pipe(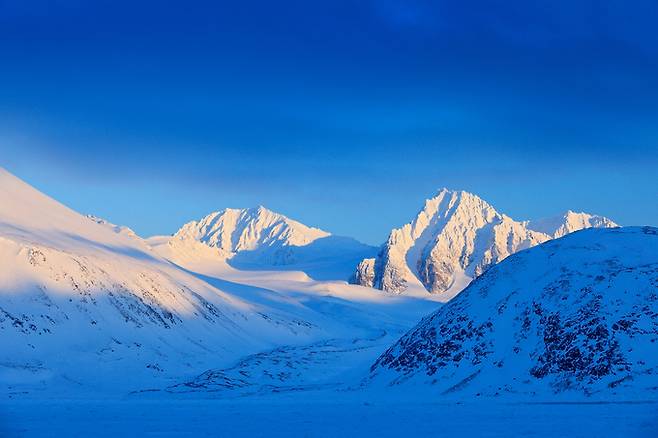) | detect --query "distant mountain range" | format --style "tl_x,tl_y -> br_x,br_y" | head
351,189 -> 617,301
146,207 -> 377,281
